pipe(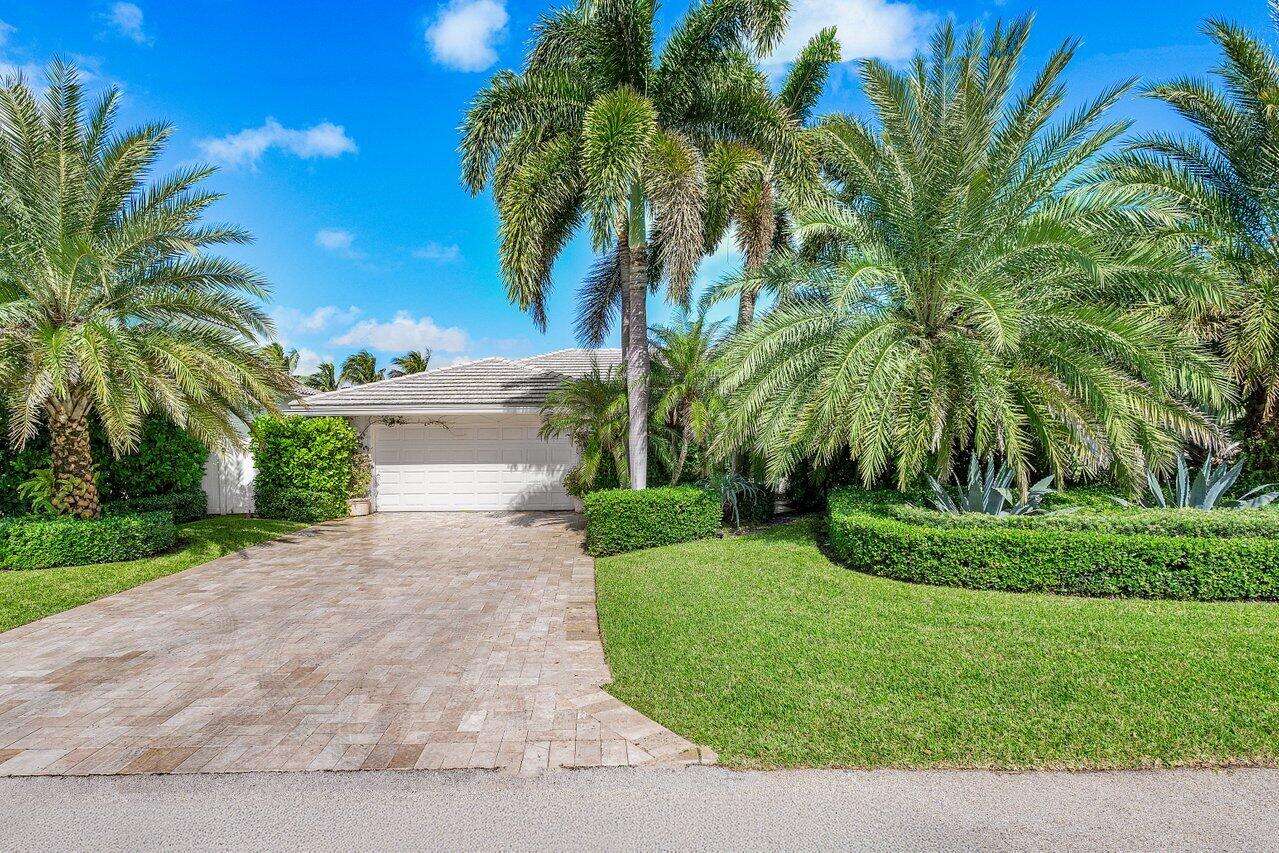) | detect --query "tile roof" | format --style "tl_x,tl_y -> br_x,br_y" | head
287,348 -> 623,412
